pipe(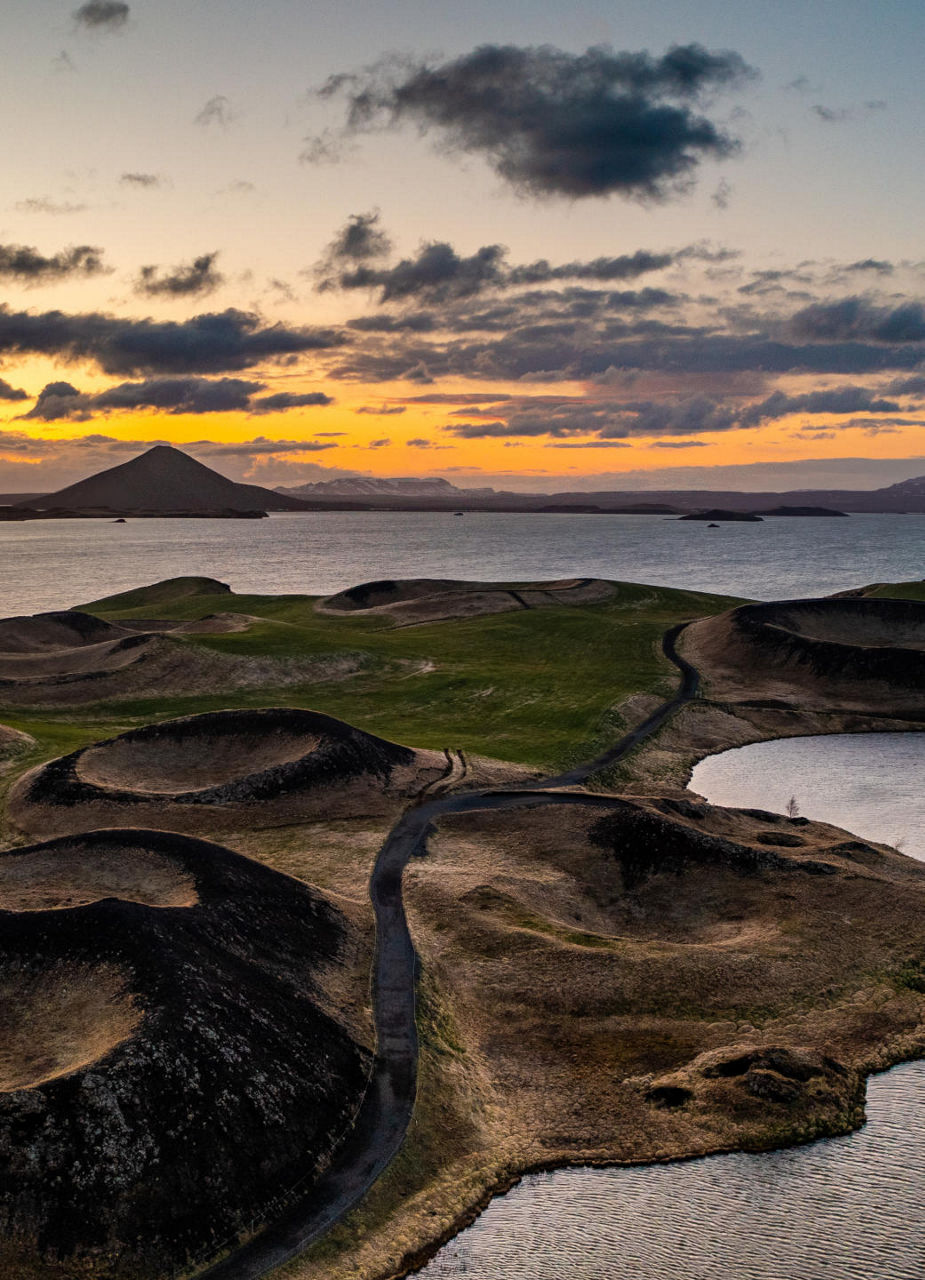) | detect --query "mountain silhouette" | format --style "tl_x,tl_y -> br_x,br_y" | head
22,445 -> 308,514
